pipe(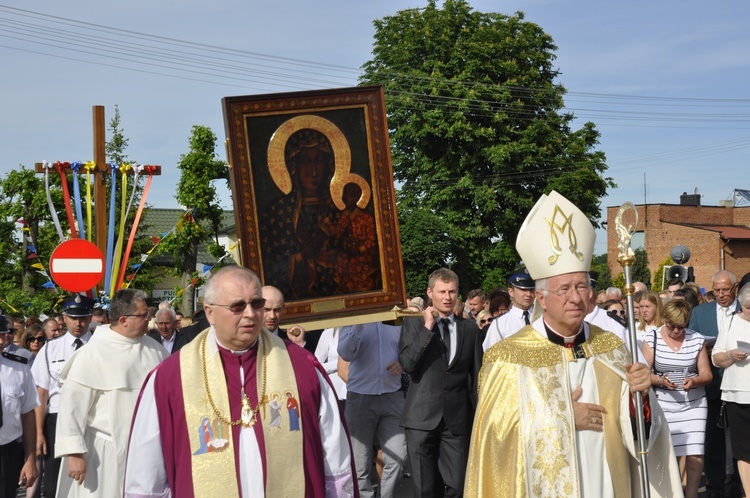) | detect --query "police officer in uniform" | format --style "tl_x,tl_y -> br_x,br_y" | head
482,267 -> 537,350
30,295 -> 94,496
0,315 -> 39,495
